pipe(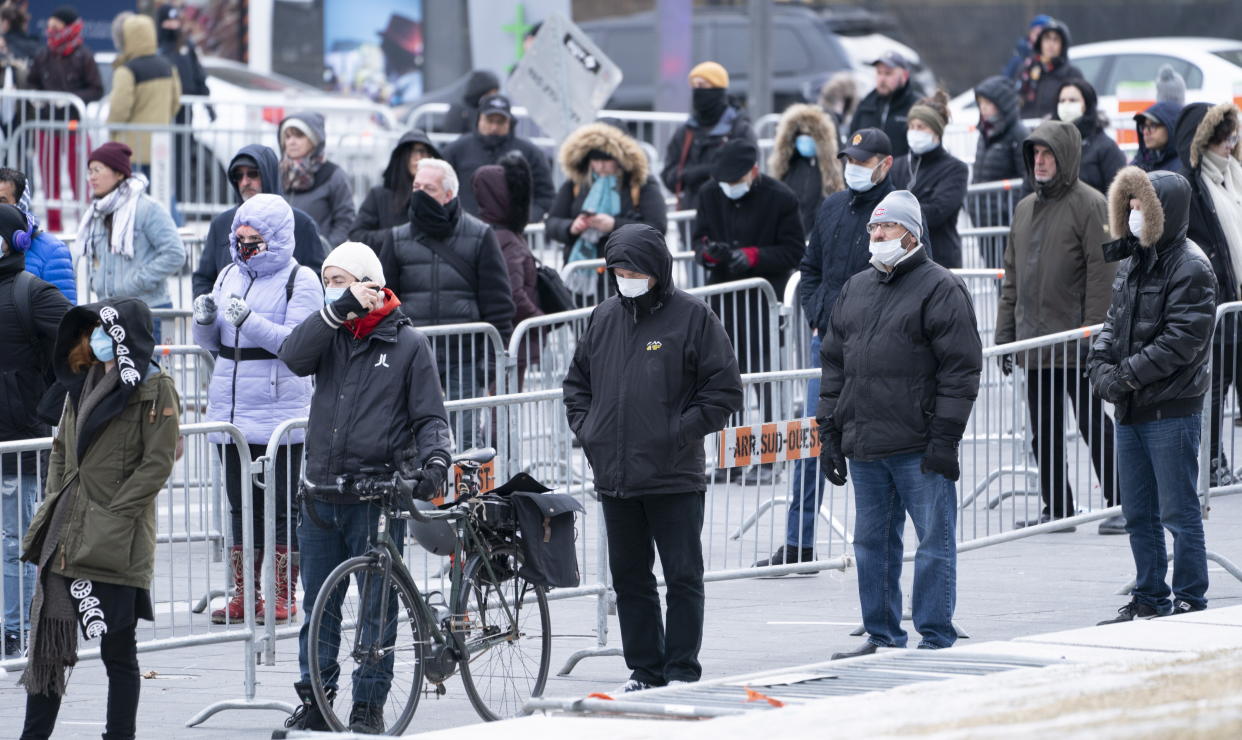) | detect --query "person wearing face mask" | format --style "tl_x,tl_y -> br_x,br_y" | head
1174,102 -> 1242,487
1089,167 -> 1216,623
192,194 -> 320,628
818,190 -> 982,660
849,51 -> 922,157
546,120 -> 668,267
563,223 -> 742,693
20,298 -> 178,740
1053,79 -> 1125,195
768,103 -> 843,235
693,138 -> 804,485
348,129 -> 443,251
443,94 -> 556,219
277,242 -> 451,734
996,119 -> 1119,533
1018,19 -> 1082,119
660,62 -> 756,211
890,90 -> 968,268
278,112 -> 356,248
972,76 -> 1032,267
